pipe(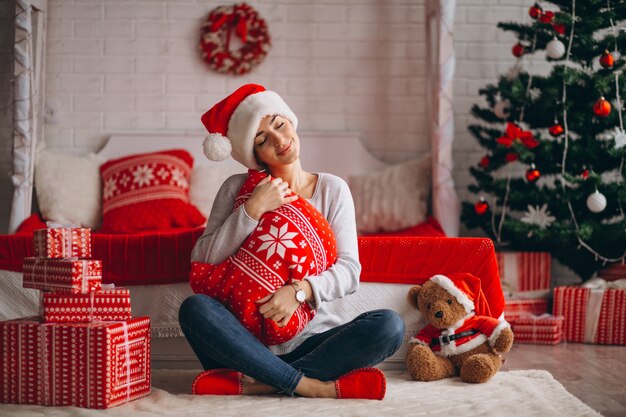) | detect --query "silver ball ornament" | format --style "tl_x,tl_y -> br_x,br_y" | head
586,191 -> 607,213
546,38 -> 566,59
493,100 -> 511,119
